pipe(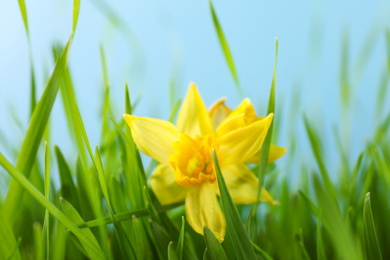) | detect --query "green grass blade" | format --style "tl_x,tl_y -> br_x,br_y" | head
313,175 -> 362,260
250,241 -> 274,260
296,229 -> 311,260
386,29 -> 390,72
363,192 -> 383,260
54,146 -> 80,211
60,198 -> 105,259
72,0 -> 80,33
0,212 -> 21,260
212,150 -> 257,259
256,37 -> 278,198
168,242 -> 178,260
17,0 -> 29,38
80,202 -> 182,228
209,0 -> 243,97
0,153 -> 105,260
317,219 -> 326,260
149,219 -> 170,260
3,35 -> 73,226
303,114 -> 336,200
203,226 -> 228,260
44,142 -> 50,260
177,216 -> 185,260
